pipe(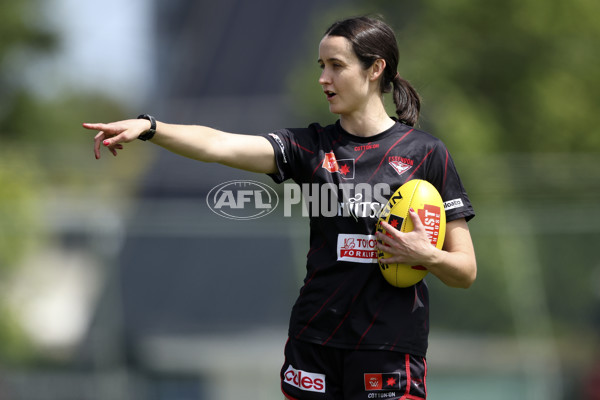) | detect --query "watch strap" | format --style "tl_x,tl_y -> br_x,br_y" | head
137,114 -> 156,141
